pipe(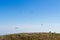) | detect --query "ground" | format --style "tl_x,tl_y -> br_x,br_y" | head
0,32 -> 60,40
